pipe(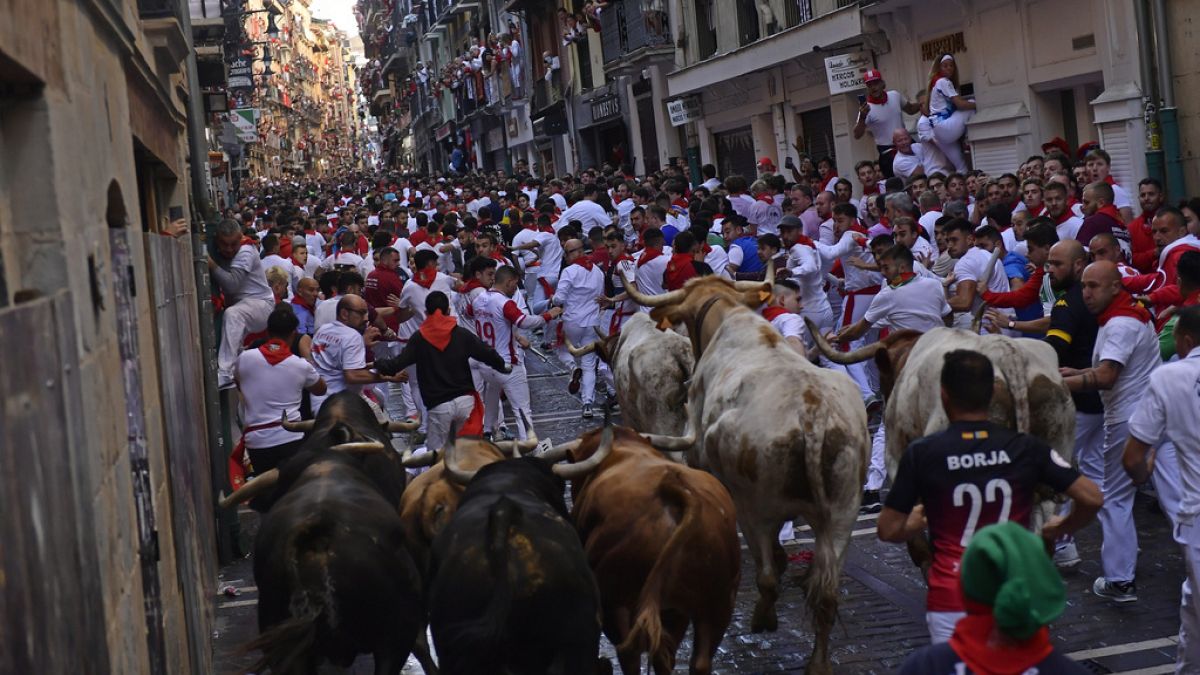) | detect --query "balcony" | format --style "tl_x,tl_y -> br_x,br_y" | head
140,0 -> 191,73
532,79 -> 563,115
601,0 -> 671,66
